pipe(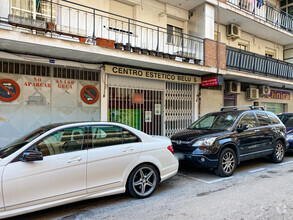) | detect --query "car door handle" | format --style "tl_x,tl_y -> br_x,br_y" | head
254,129 -> 260,132
68,157 -> 82,163
123,147 -> 134,152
